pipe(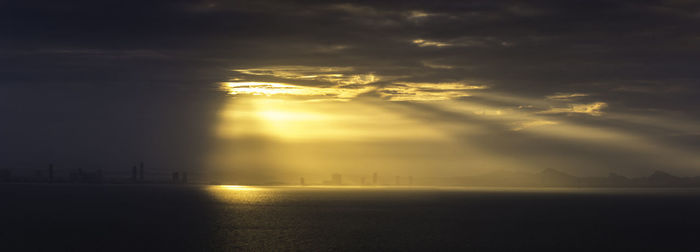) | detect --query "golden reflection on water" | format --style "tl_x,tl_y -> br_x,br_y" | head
206,185 -> 675,202
218,185 -> 260,191
207,185 -> 277,204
